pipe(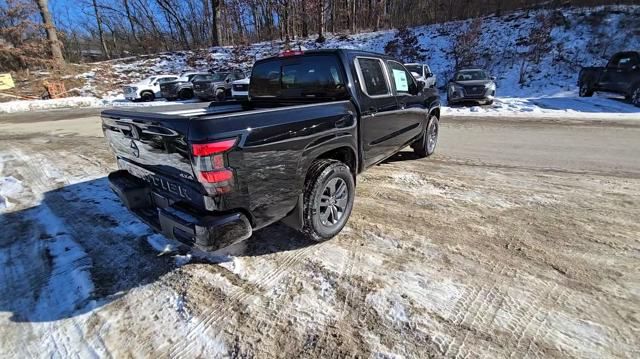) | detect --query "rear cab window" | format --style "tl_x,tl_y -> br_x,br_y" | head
355,57 -> 391,97
250,54 -> 349,101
